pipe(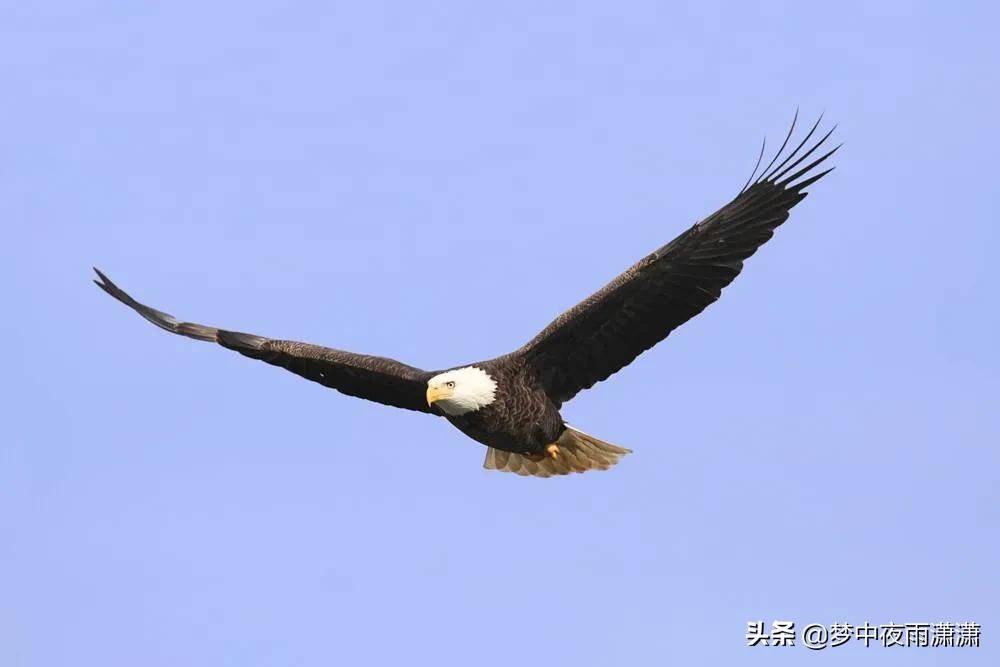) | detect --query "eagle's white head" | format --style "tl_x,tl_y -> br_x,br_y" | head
426,366 -> 497,416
